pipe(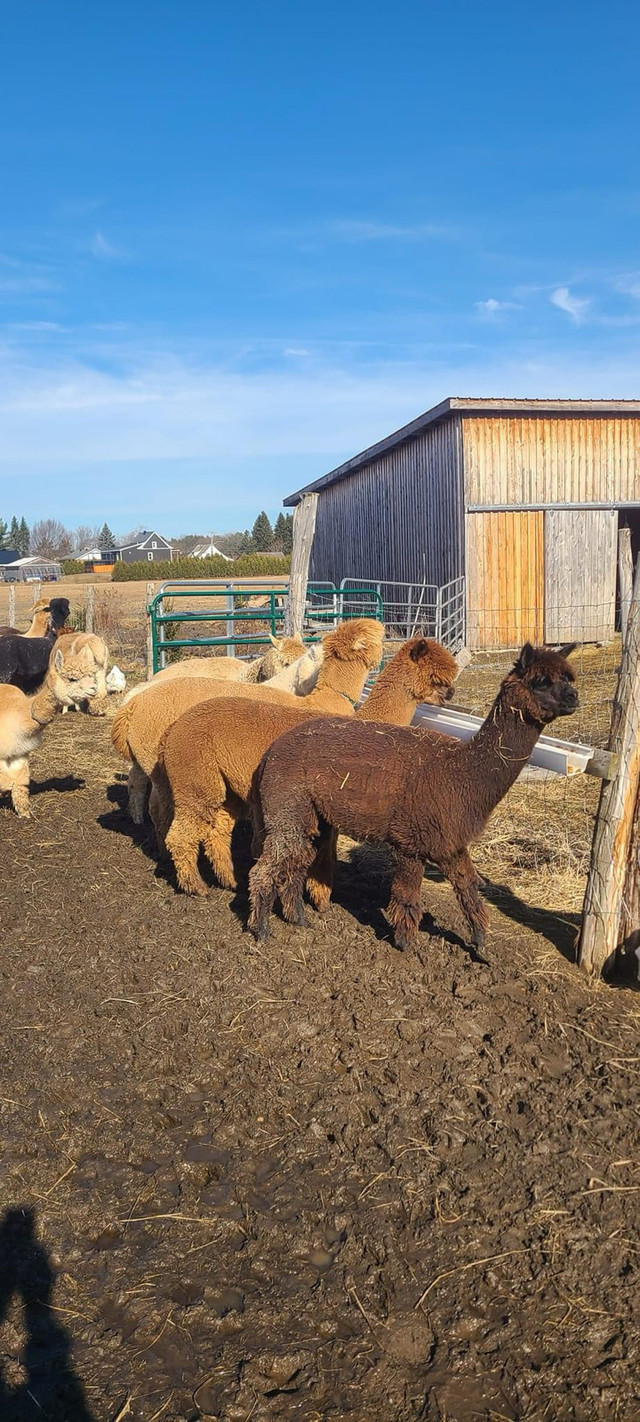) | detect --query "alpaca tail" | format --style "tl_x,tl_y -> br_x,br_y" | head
110,699 -> 136,761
